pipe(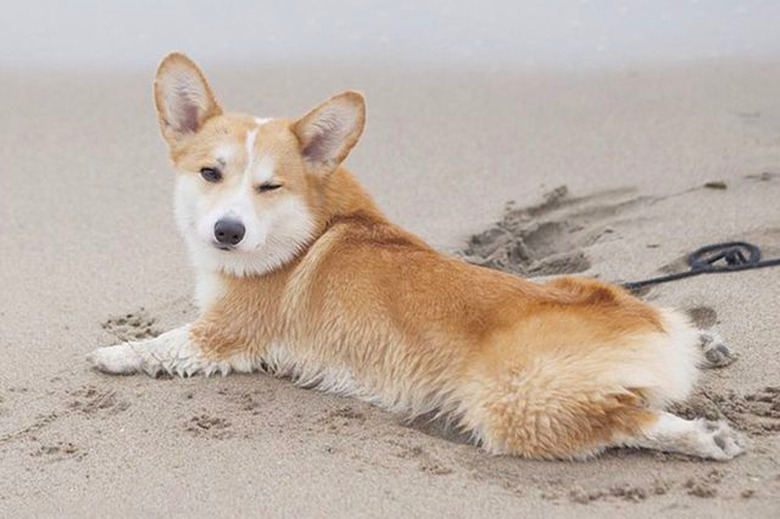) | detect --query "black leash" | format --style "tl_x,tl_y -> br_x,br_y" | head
621,241 -> 780,292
